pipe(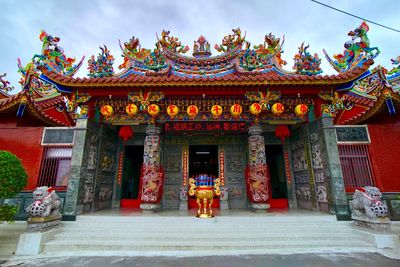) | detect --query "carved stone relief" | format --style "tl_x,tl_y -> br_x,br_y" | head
317,185 -> 328,203
87,146 -> 97,170
311,143 -> 323,169
165,188 -> 180,200
293,149 -> 307,172
229,186 -> 244,200
98,186 -> 113,200
165,155 -> 181,172
83,184 -> 94,204
227,154 -> 244,172
314,171 -> 326,183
